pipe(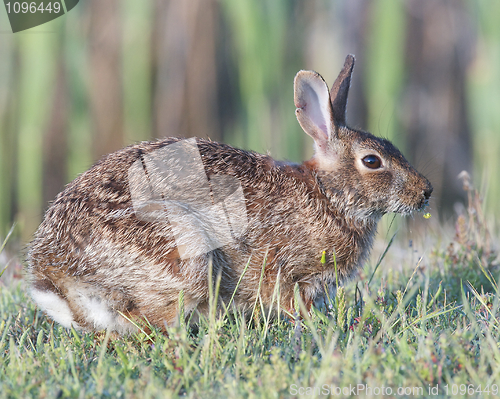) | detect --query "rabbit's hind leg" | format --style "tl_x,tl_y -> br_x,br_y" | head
69,281 -> 138,334
131,288 -> 205,331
